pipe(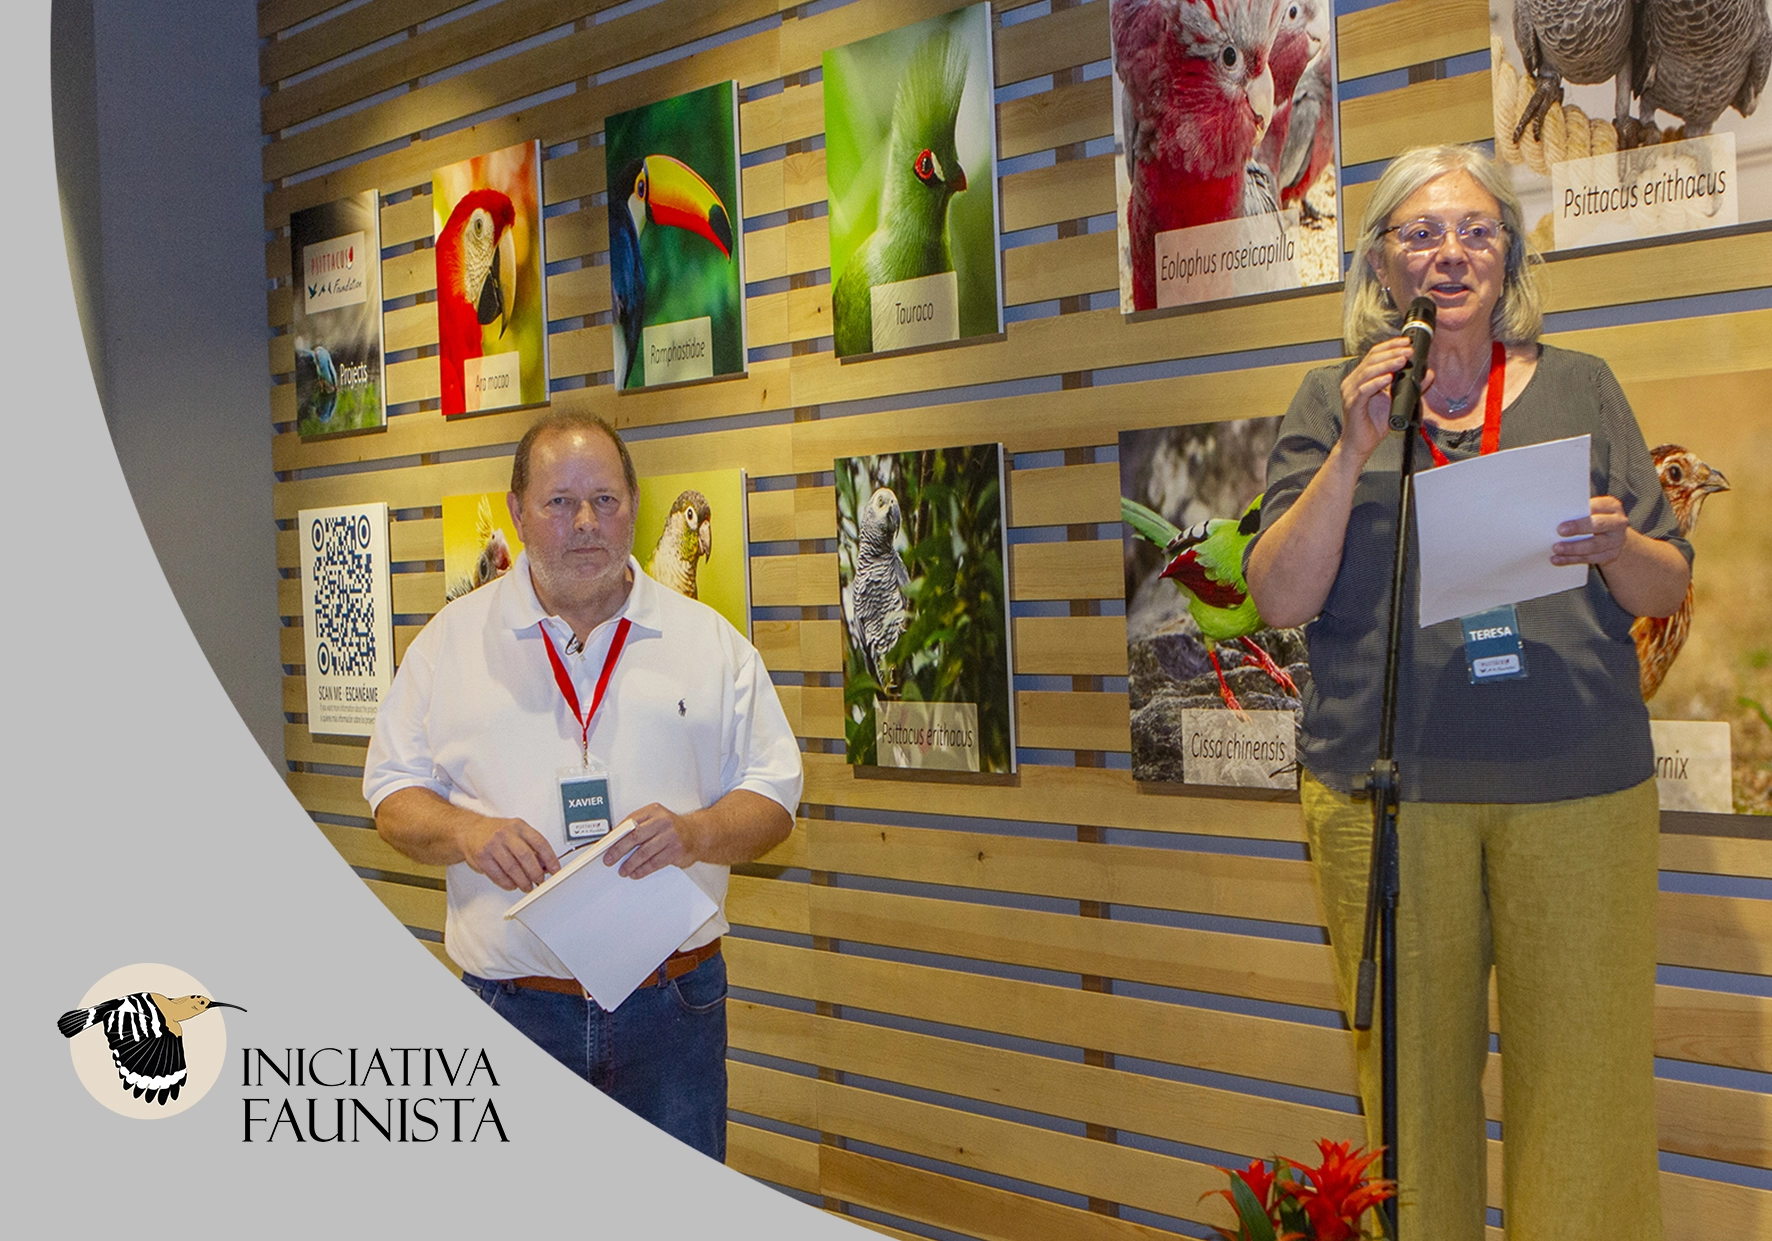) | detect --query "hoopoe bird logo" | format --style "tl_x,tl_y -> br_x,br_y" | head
58,992 -> 247,1106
